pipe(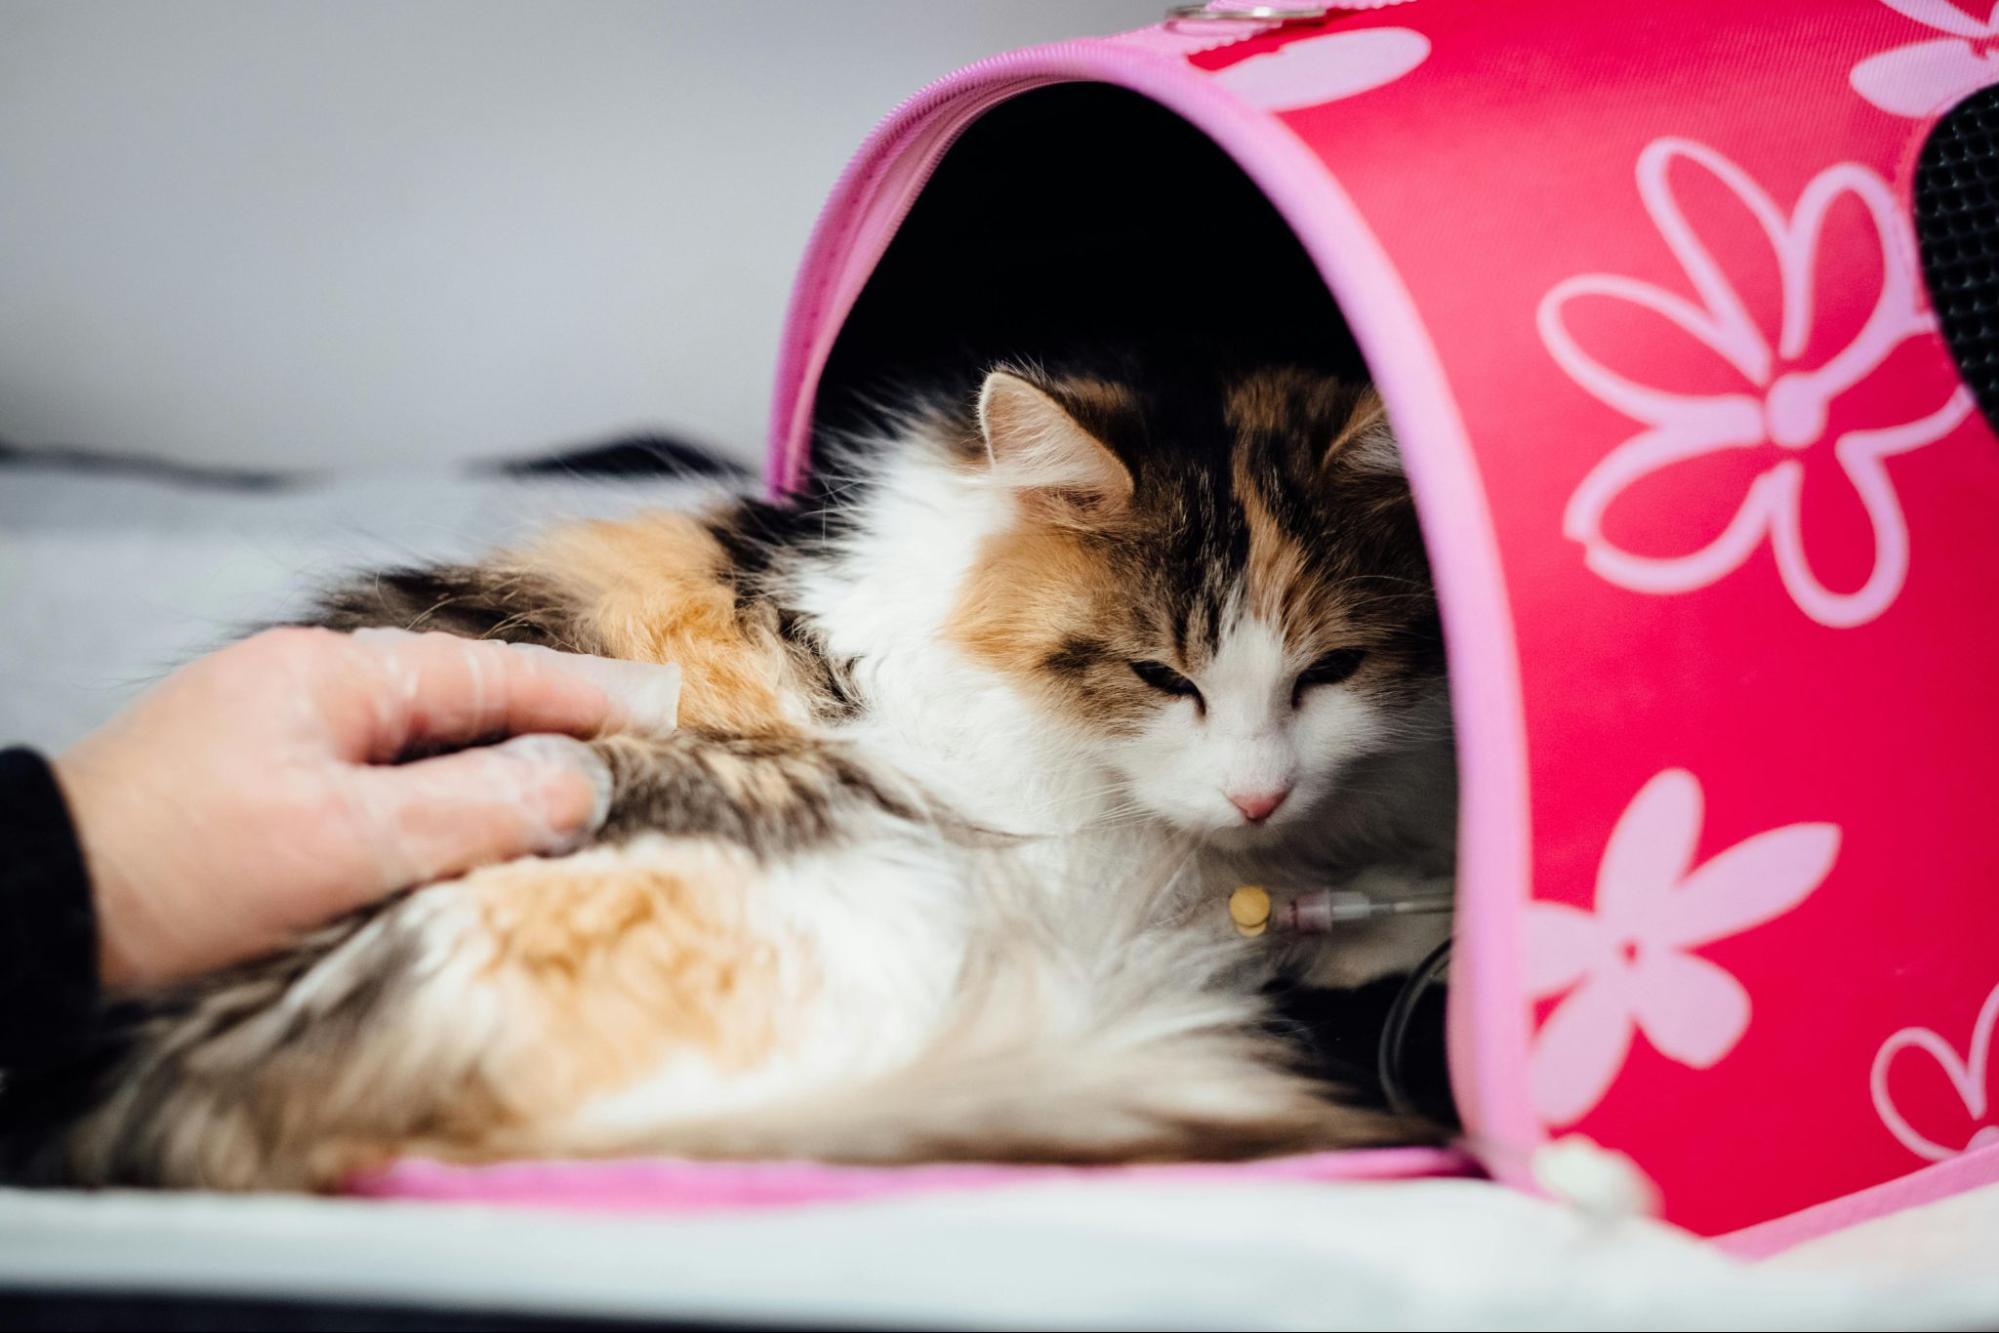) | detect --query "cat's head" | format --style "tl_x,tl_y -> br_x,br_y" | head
948,361 -> 1445,844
